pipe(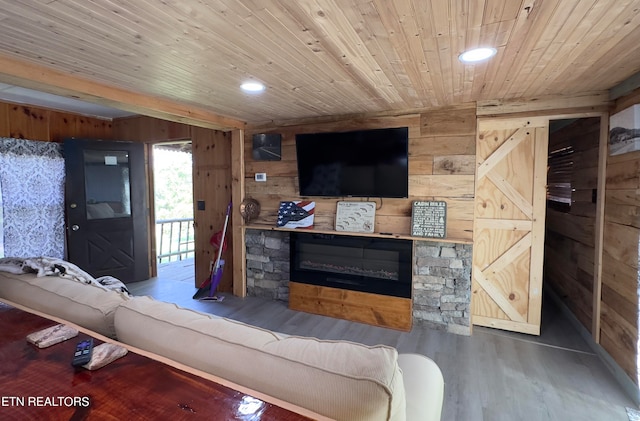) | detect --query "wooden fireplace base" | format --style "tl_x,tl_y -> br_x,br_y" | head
288,282 -> 412,331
